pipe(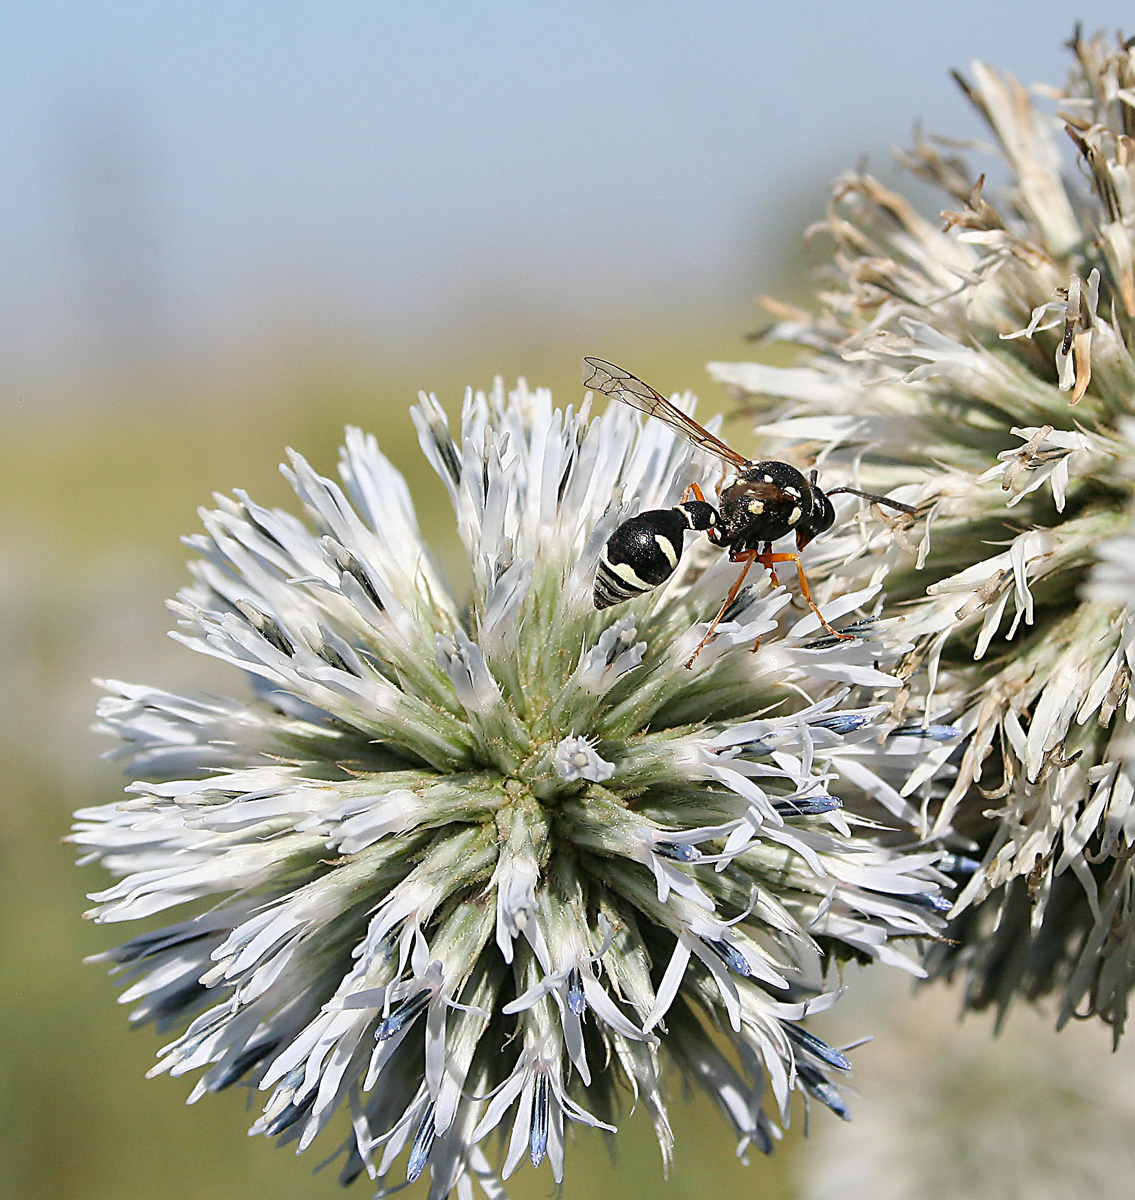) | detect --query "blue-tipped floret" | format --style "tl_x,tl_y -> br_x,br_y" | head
783,1022 -> 852,1071
704,938 -> 753,978
374,988 -> 431,1041
811,713 -> 870,734
774,794 -> 842,816
566,967 -> 586,1015
797,1063 -> 850,1120
890,723 -> 960,741
407,1106 -> 436,1182
655,841 -> 701,862
530,1075 -> 549,1166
